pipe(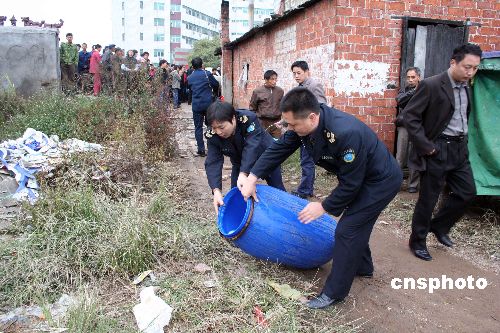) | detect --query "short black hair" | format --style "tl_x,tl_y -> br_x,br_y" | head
76,44 -> 81,48
192,57 -> 203,69
66,32 -> 73,37
264,70 -> 277,80
141,52 -> 149,56
291,60 -> 309,72
451,43 -> 482,63
280,87 -> 320,118
406,67 -> 421,77
159,59 -> 167,67
207,101 -> 236,125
